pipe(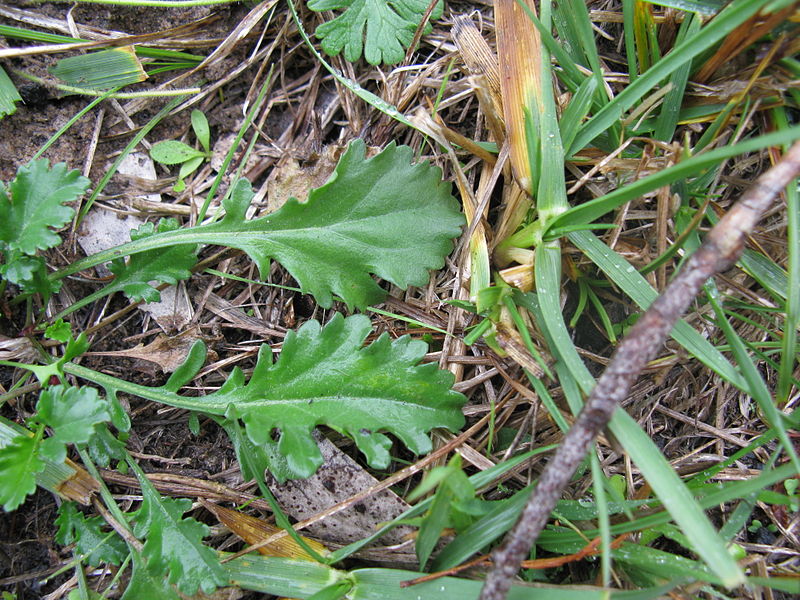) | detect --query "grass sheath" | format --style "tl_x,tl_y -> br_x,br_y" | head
478,140 -> 800,600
